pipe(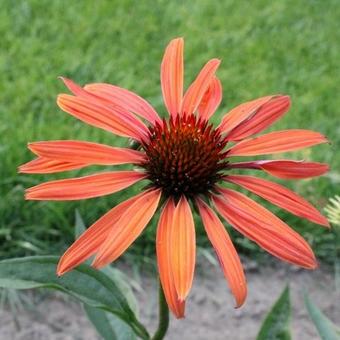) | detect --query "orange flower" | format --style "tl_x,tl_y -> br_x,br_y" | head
20,38 -> 330,318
